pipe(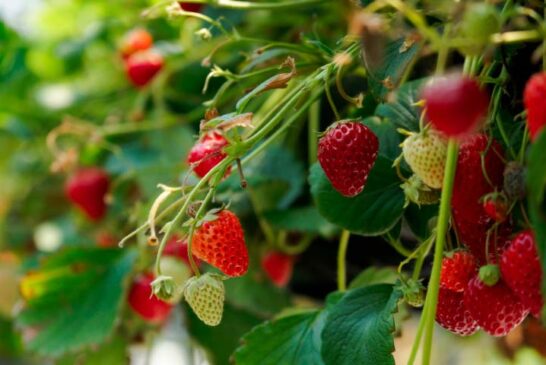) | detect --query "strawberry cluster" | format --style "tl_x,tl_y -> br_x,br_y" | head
120,29 -> 164,87
436,230 -> 543,337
